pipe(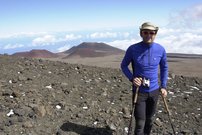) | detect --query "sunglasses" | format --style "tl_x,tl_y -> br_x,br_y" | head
142,31 -> 156,35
